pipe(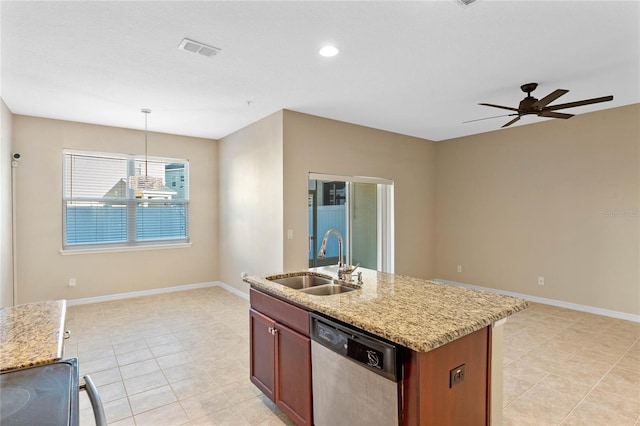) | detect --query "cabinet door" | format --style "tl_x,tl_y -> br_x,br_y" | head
250,309 -> 276,401
275,323 -> 313,426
